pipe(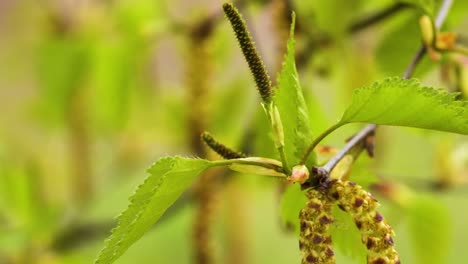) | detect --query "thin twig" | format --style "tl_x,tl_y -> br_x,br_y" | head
317,0 -> 453,176
321,124 -> 376,174
435,0 -> 453,28
296,2 -> 410,72
402,46 -> 426,79
348,3 -> 409,33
